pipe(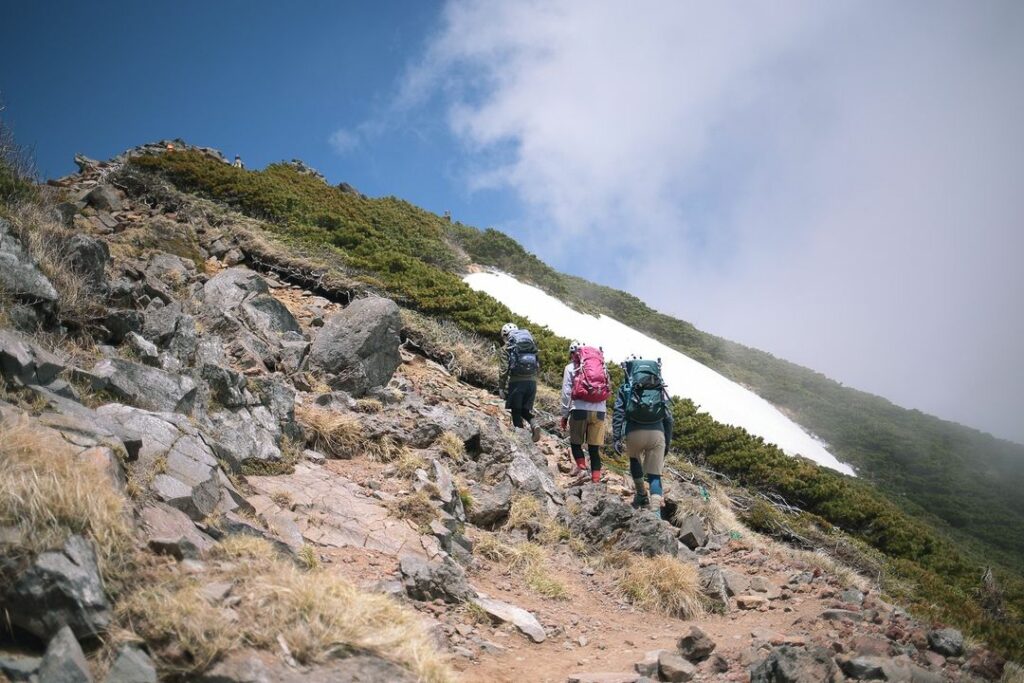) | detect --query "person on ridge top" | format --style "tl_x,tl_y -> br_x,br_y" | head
560,340 -> 611,484
612,355 -> 674,519
499,322 -> 542,442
